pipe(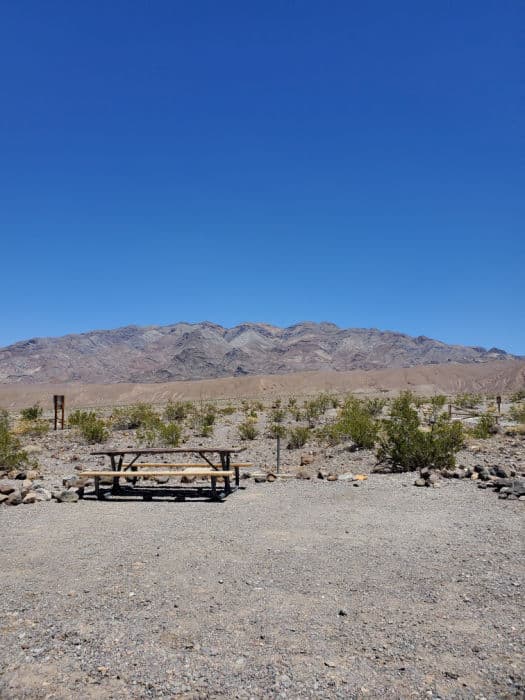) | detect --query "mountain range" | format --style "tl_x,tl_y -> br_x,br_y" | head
0,322 -> 515,384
